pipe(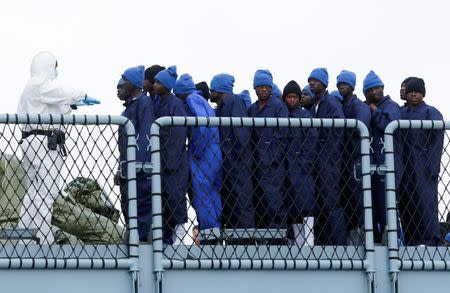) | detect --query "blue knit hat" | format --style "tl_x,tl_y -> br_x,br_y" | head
446,232 -> 450,243
239,90 -> 252,109
303,85 -> 314,98
174,73 -> 196,94
272,84 -> 282,98
330,90 -> 343,102
117,78 -> 125,88
337,70 -> 356,89
253,69 -> 273,88
154,65 -> 178,91
122,65 -> 145,89
210,73 -> 235,94
308,67 -> 329,87
363,70 -> 384,93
